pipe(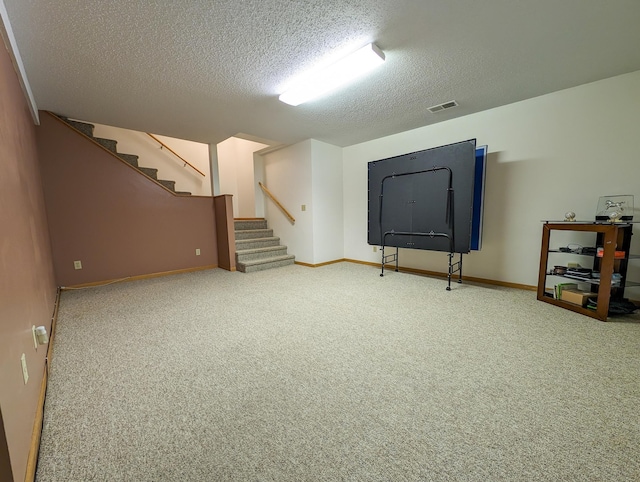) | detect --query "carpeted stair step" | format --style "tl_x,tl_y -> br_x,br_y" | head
235,228 -> 273,240
235,236 -> 281,250
234,219 -> 267,231
233,218 -> 295,272
236,245 -> 289,263
138,167 -> 158,180
118,153 -> 139,167
94,137 -> 118,153
158,179 -> 176,192
237,254 -> 296,273
65,119 -> 95,137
